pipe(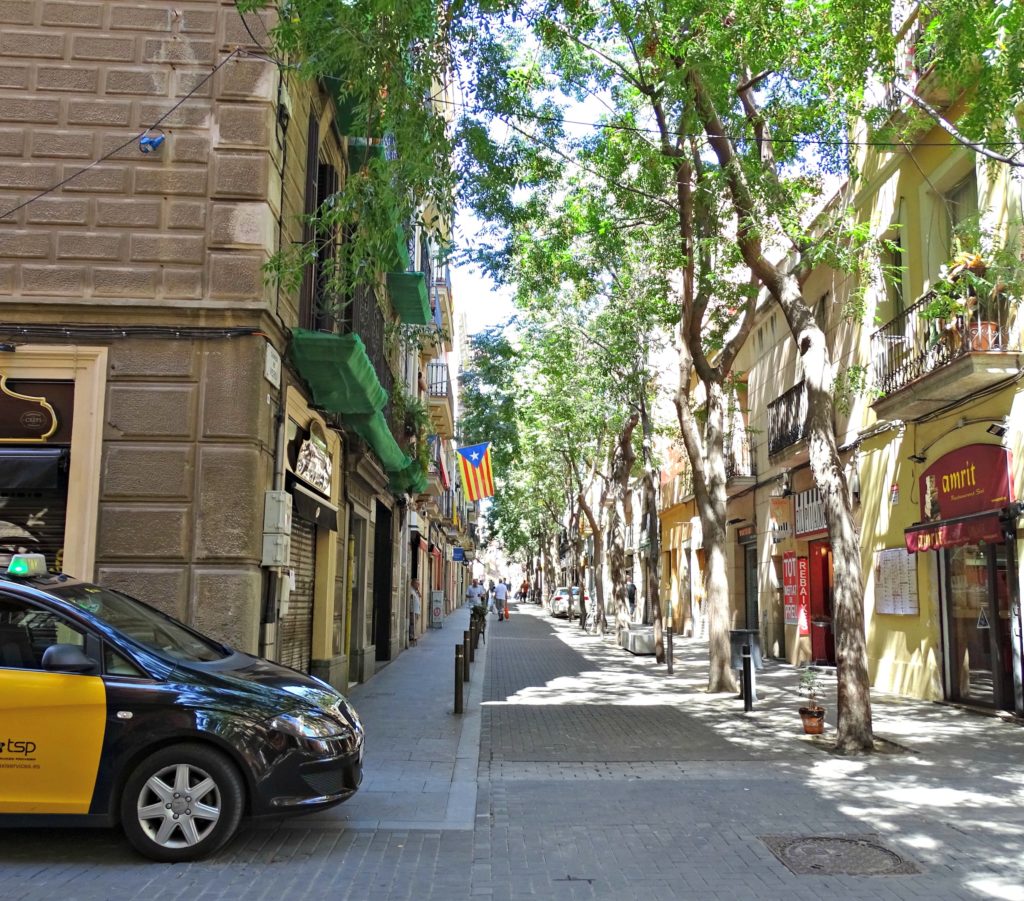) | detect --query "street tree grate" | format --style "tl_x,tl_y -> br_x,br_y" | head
760,835 -> 920,876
